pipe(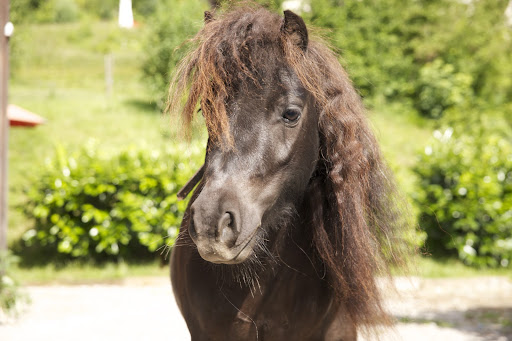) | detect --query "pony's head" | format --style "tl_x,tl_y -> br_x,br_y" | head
169,5 -> 409,329
171,8 -> 319,264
